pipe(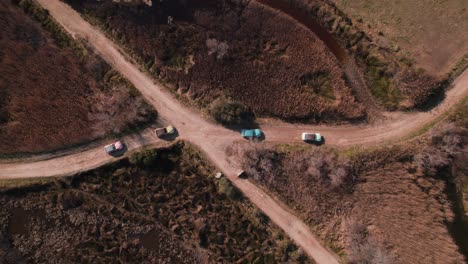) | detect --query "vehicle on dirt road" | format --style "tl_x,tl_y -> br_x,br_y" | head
241,129 -> 262,140
104,140 -> 124,154
301,132 -> 322,143
154,125 -> 175,138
